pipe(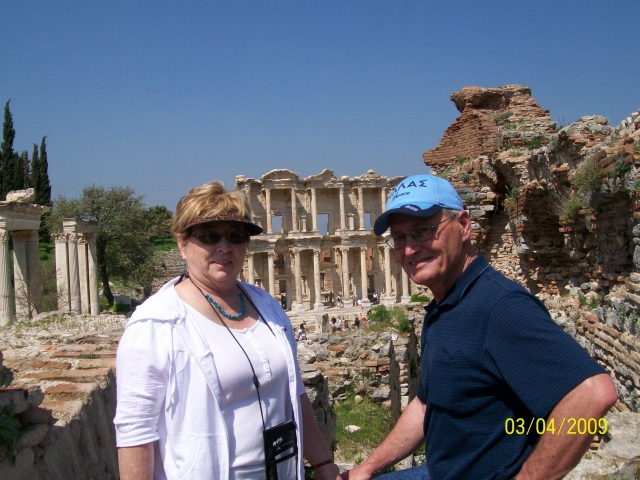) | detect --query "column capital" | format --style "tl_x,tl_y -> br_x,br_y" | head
267,250 -> 275,259
313,248 -> 320,257
0,230 -> 8,243
53,232 -> 67,243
